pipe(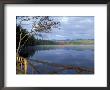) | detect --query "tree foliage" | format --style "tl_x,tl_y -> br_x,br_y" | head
16,16 -> 60,55
16,25 -> 37,48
